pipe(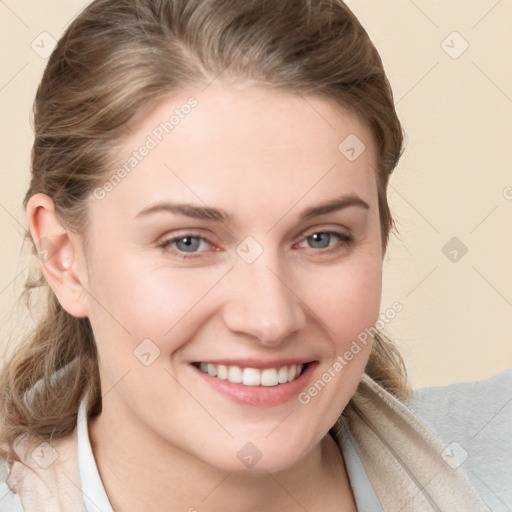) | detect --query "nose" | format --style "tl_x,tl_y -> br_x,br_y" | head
221,256 -> 307,347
